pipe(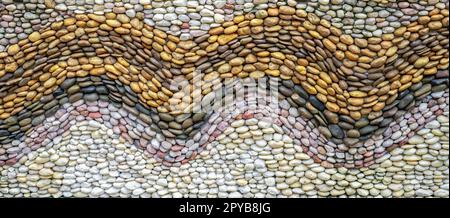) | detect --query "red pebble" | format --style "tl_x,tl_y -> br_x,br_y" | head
211,130 -> 221,138
335,163 -> 344,168
242,111 -> 254,119
156,151 -> 166,159
317,147 -> 326,155
363,151 -> 374,157
364,156 -> 374,162
374,152 -> 387,159
224,4 -> 234,9
34,137 -> 44,144
321,161 -> 333,168
344,163 -> 355,168
181,159 -> 190,164
171,145 -> 184,152
121,133 -> 132,143
119,126 -> 127,133
312,155 -> 321,163
5,158 -> 17,166
190,151 -> 198,160
364,161 -> 375,167
181,22 -> 189,29
146,146 -> 156,154
89,112 -> 102,119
